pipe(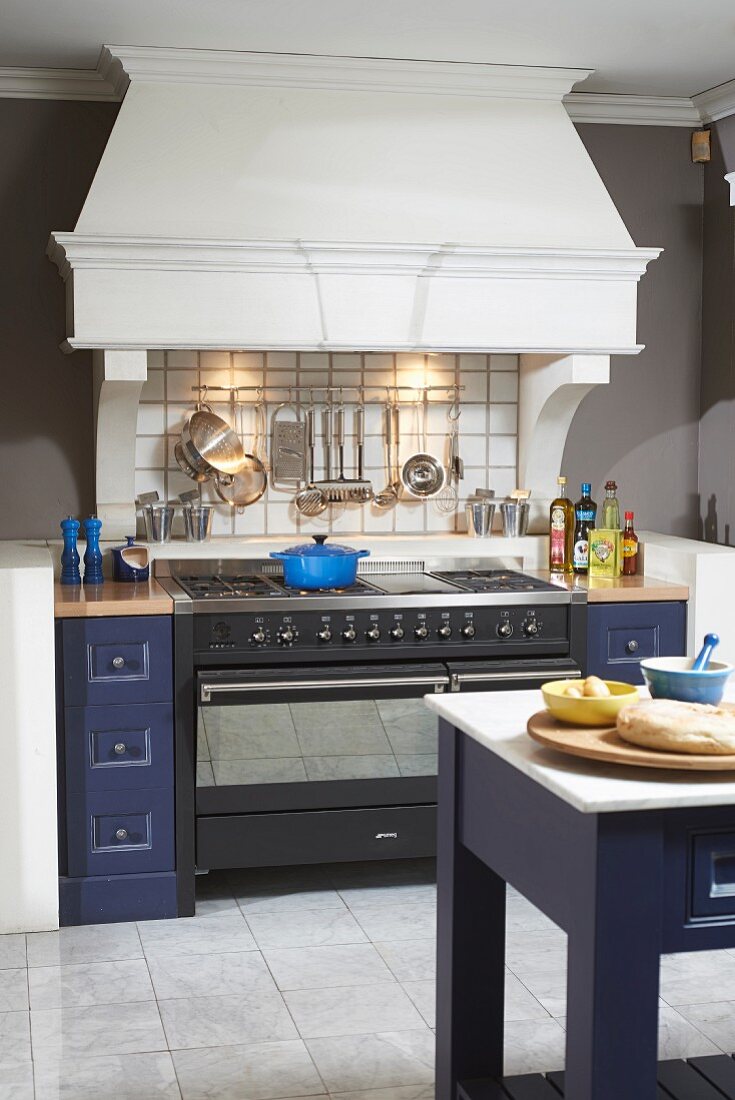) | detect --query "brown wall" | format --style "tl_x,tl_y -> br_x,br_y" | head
697,119 -> 735,544
563,125 -> 704,537
0,99 -> 118,539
